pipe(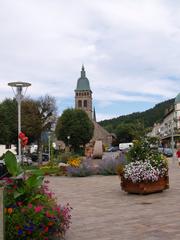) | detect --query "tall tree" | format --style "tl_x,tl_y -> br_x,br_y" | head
21,98 -> 41,143
55,108 -> 94,152
116,124 -> 135,143
116,120 -> 146,143
0,96 -> 56,163
22,95 -> 57,163
0,98 -> 17,146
